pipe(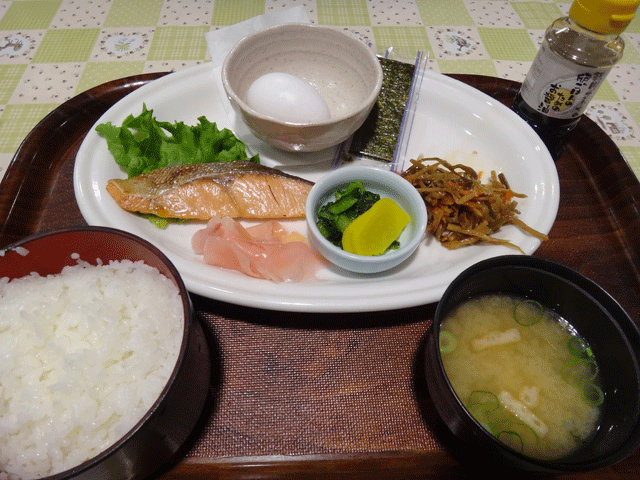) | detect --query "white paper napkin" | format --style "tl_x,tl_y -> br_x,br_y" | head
205,6 -> 310,70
